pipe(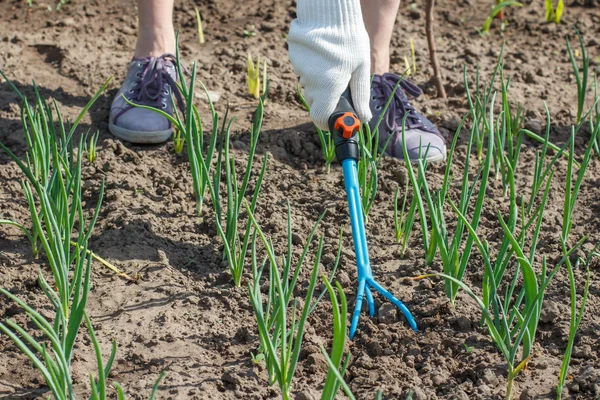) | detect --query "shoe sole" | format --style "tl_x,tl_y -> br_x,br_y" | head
387,145 -> 448,164
421,144 -> 447,164
109,119 -> 172,144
